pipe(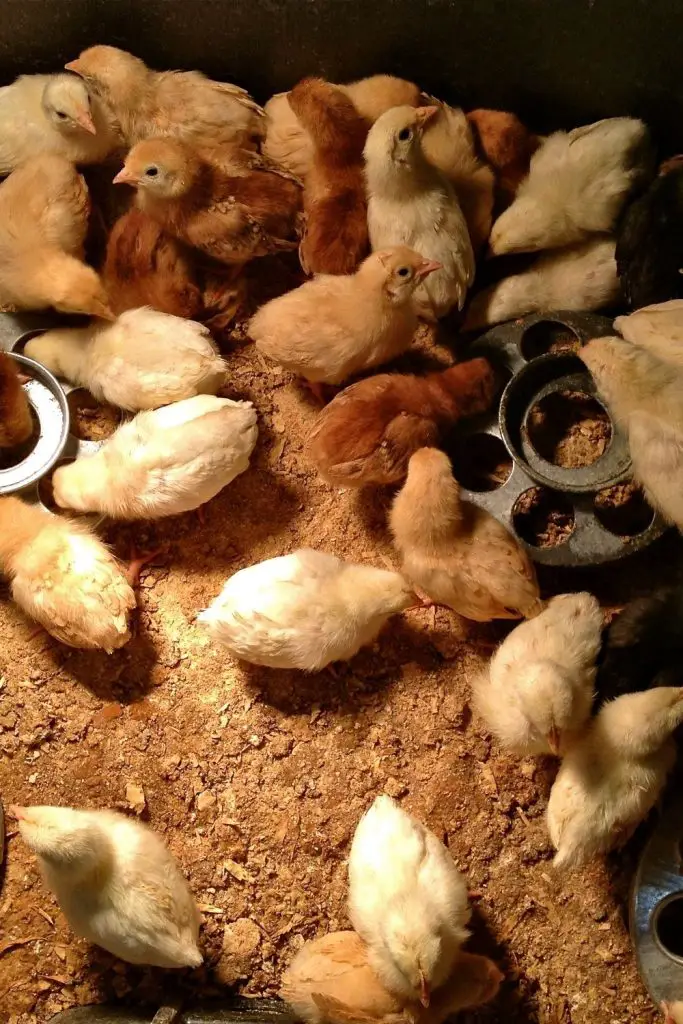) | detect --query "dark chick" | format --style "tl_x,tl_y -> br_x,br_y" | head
0,352 -> 32,448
